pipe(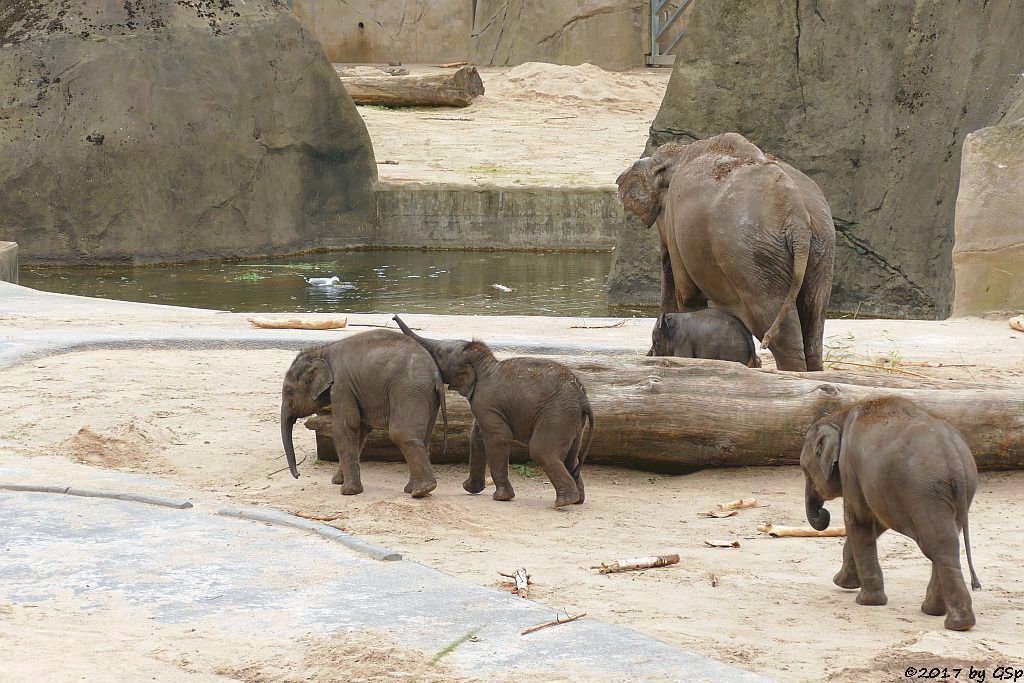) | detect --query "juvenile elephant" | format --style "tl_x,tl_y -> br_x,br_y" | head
393,315 -> 594,507
617,133 -> 835,371
801,397 -> 981,631
280,330 -> 446,497
648,308 -> 761,367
